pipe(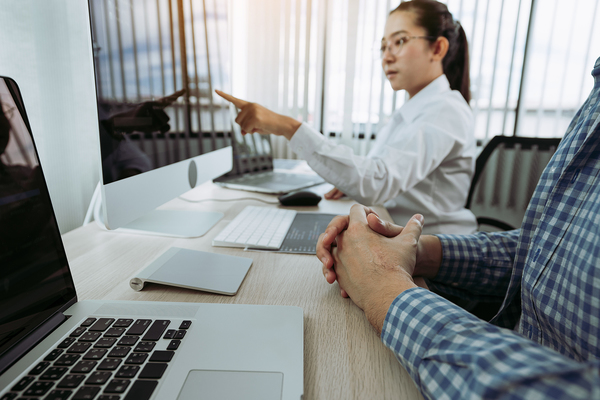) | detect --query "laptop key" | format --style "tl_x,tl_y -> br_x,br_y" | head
179,320 -> 192,329
29,361 -> 50,375
80,318 -> 97,327
149,350 -> 174,362
94,338 -> 117,348
24,381 -> 54,396
0,393 -> 17,400
117,336 -> 139,346
11,375 -> 35,391
174,330 -> 186,339
54,354 -> 80,366
45,389 -> 73,400
142,320 -> 170,341
58,337 -> 76,348
83,348 -> 107,360
97,358 -> 122,371
44,348 -> 64,361
107,346 -> 131,358
133,342 -> 156,352
104,379 -> 130,394
57,374 -> 86,388
163,329 -> 176,339
138,363 -> 167,379
166,340 -> 180,350
98,395 -> 122,400
104,327 -> 126,337
125,319 -> 152,335
88,318 -> 115,332
85,371 -> 112,385
116,365 -> 140,378
113,318 -> 134,327
72,386 -> 100,400
71,361 -> 97,374
39,367 -> 68,380
79,332 -> 101,342
124,353 -> 148,365
70,327 -> 87,337
67,342 -> 92,353
123,380 -> 158,400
